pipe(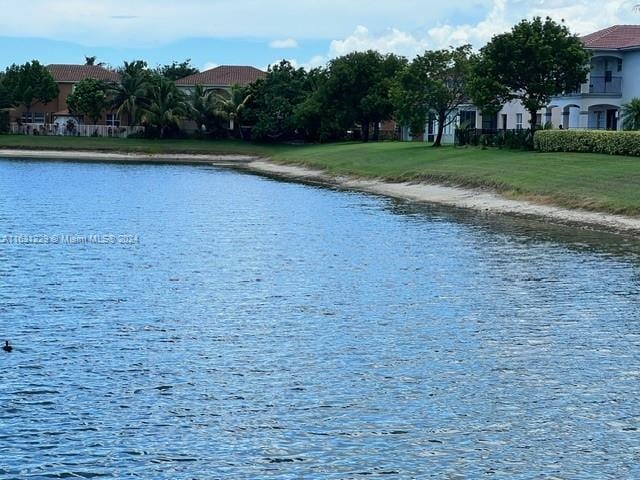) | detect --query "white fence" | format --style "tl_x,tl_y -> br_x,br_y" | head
10,123 -> 145,138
